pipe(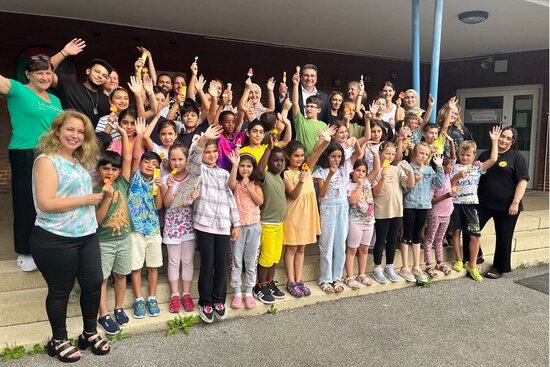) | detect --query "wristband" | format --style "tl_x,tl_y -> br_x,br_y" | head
60,50 -> 67,57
